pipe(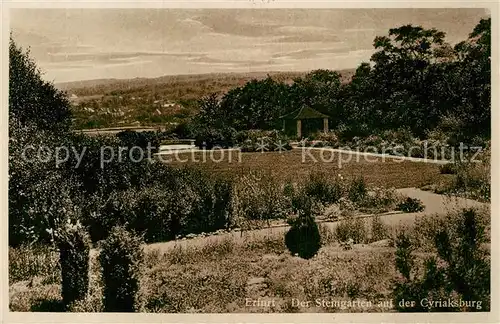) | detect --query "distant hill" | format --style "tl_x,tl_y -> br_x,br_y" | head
59,69 -> 356,130
56,69 -> 356,96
